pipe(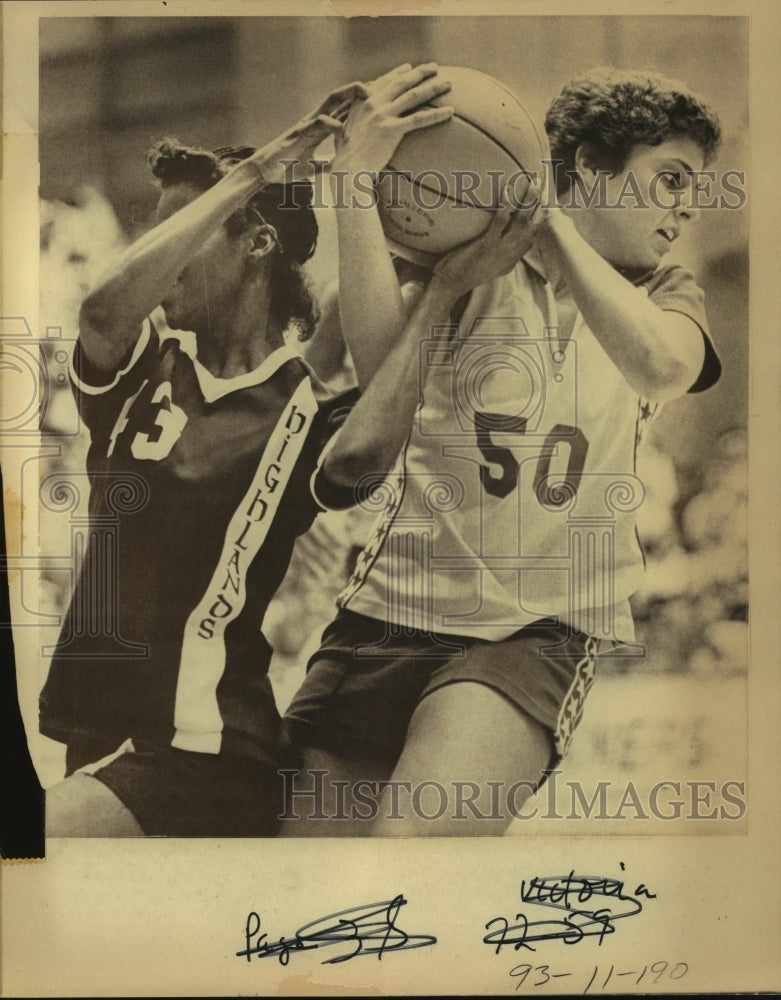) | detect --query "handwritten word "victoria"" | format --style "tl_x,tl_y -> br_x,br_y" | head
484,869 -> 656,952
